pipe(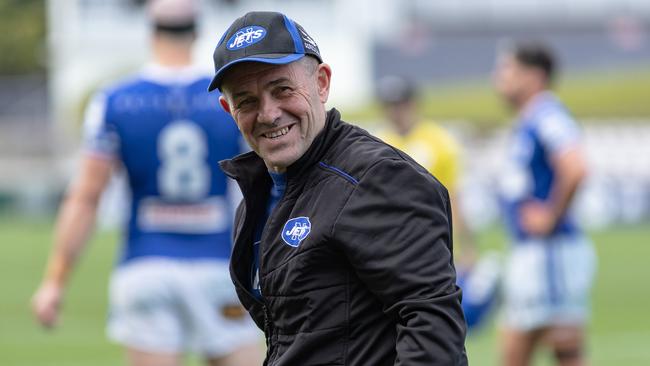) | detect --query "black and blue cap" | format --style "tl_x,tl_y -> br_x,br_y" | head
208,11 -> 323,91
208,11 -> 322,92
